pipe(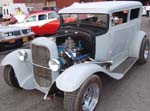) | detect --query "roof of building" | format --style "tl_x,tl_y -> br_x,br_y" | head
59,1 -> 142,14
